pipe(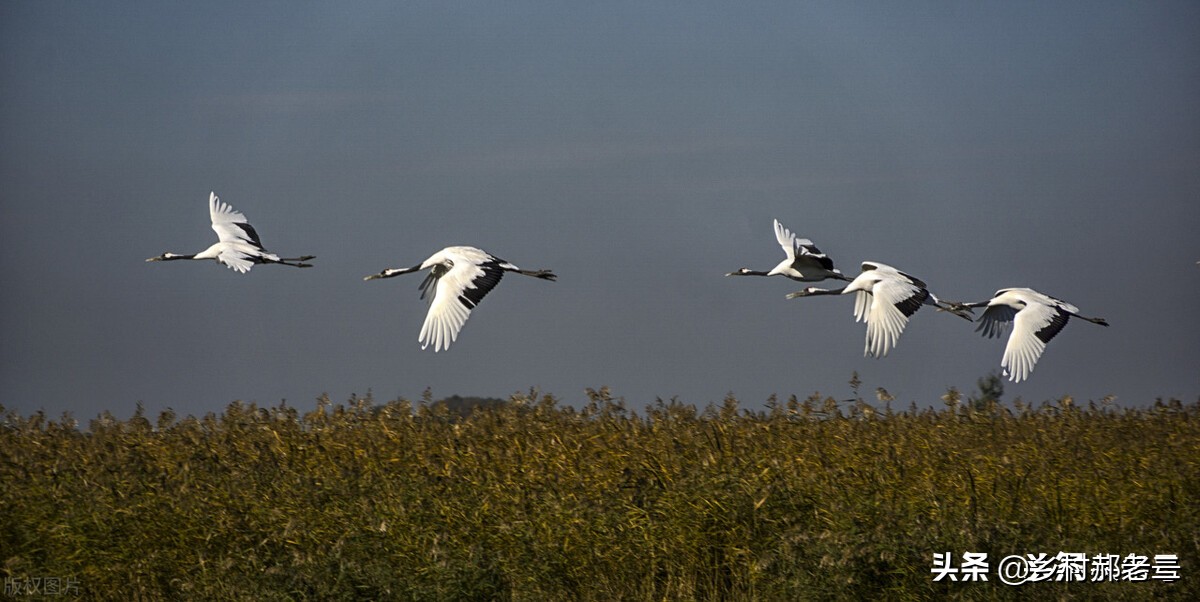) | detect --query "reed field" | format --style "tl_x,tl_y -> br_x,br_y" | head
2,386 -> 1196,600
